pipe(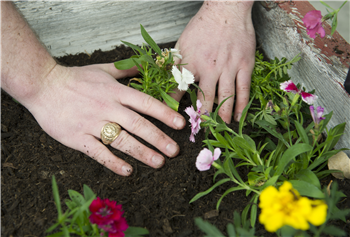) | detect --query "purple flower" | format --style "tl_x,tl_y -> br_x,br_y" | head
196,148 -> 221,171
302,10 -> 325,39
310,105 -> 325,125
184,99 -> 202,142
280,80 -> 318,105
